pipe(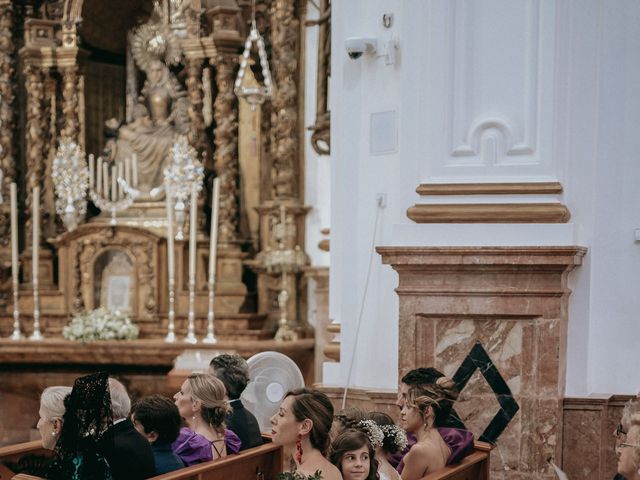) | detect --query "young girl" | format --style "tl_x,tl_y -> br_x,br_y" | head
329,428 -> 379,480
367,412 -> 406,480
